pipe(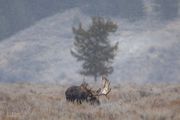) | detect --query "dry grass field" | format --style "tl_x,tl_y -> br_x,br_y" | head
0,83 -> 179,120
